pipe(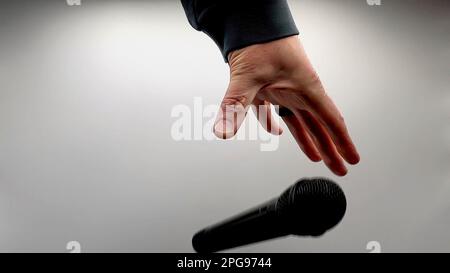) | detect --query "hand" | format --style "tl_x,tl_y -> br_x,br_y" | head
213,36 -> 360,176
